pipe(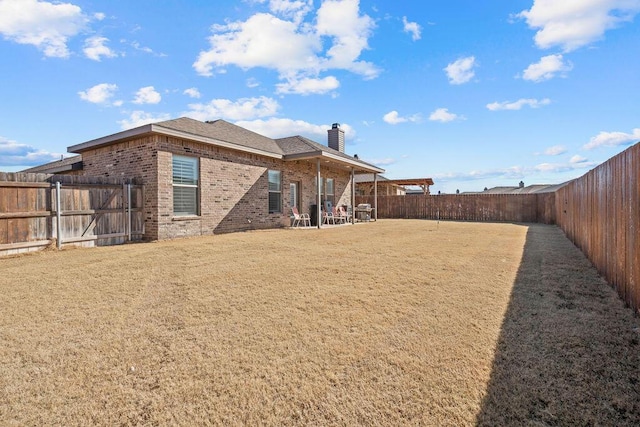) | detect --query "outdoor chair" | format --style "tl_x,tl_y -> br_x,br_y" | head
292,206 -> 311,227
333,206 -> 349,224
322,209 -> 336,225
